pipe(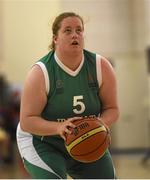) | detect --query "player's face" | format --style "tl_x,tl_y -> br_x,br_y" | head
54,17 -> 84,54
